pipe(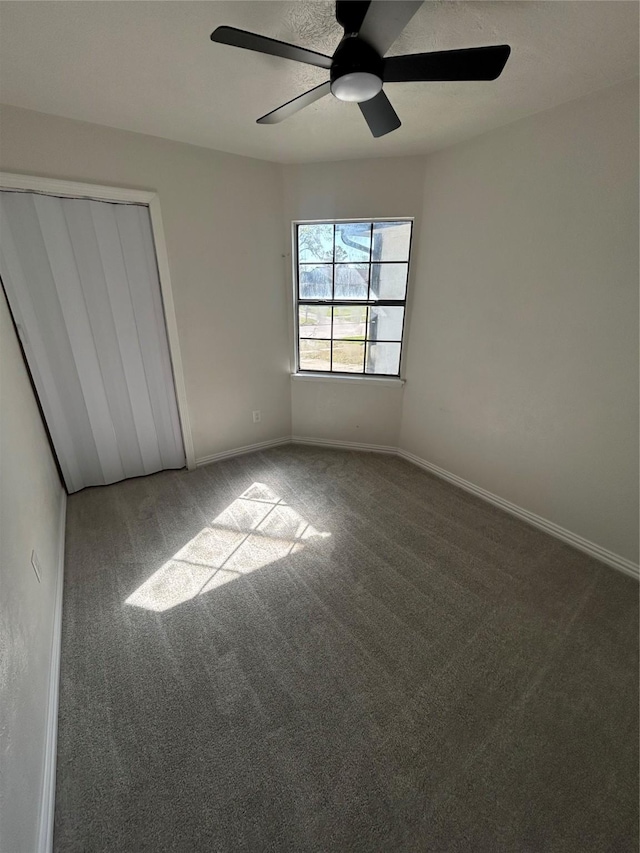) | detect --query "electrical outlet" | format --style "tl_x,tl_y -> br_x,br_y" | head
30,550 -> 41,583
252,410 -> 261,423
